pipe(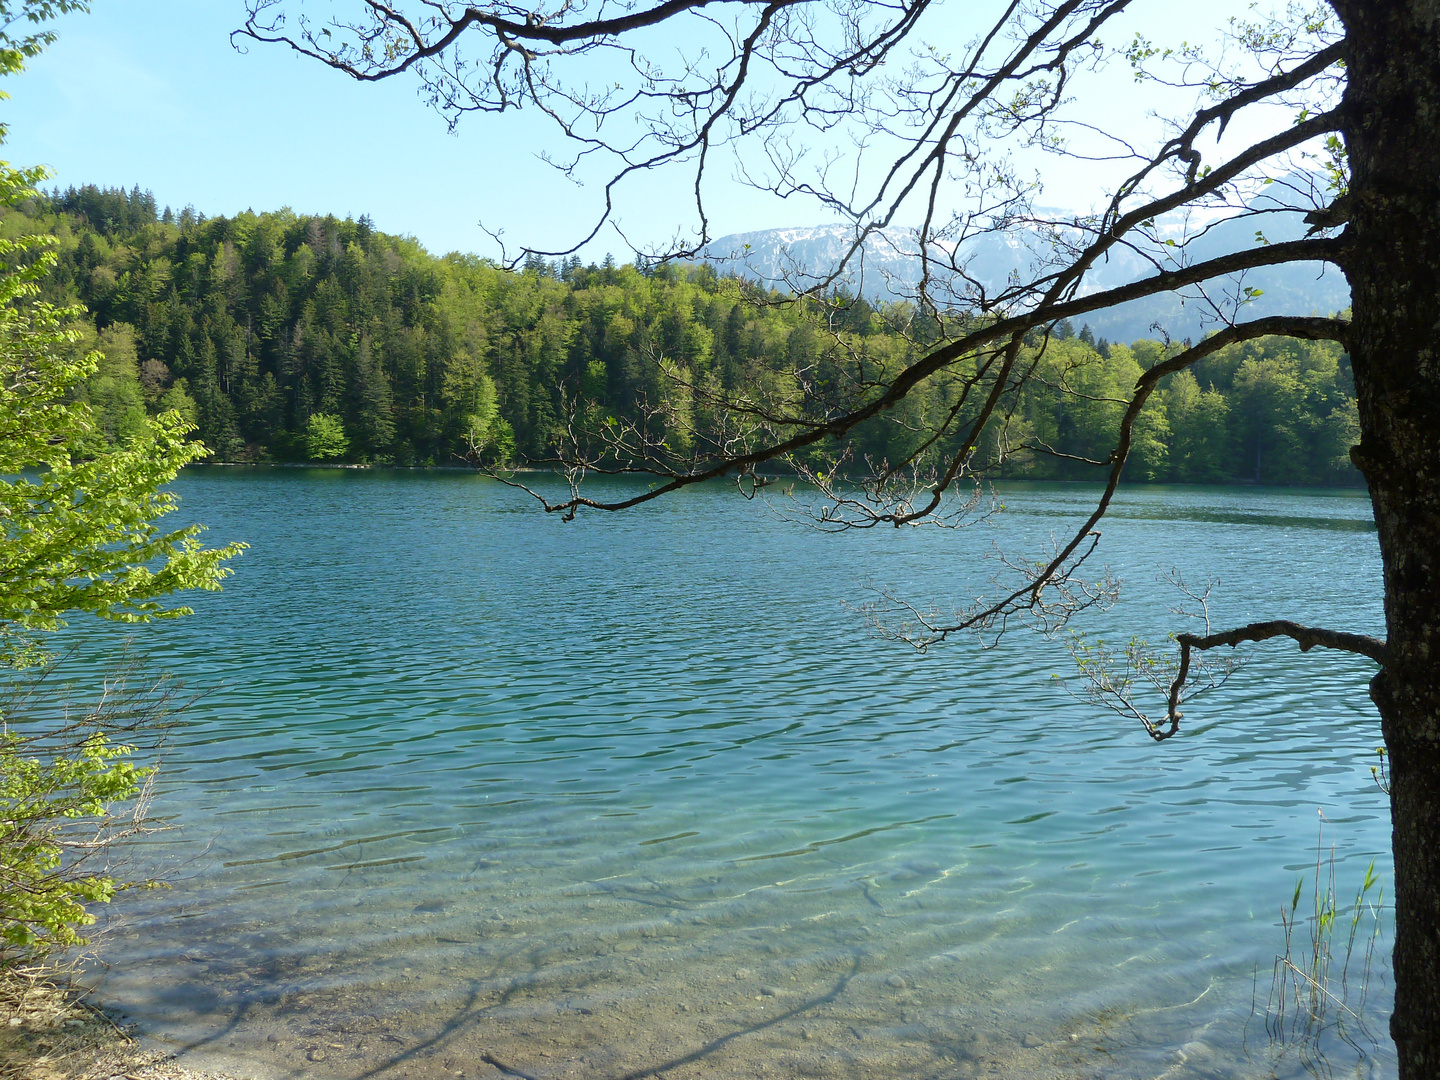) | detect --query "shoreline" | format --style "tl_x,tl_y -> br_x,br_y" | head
185,459 -> 1373,492
1,970 -> 237,1080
